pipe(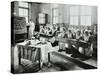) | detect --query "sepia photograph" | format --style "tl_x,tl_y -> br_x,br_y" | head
11,1 -> 97,74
